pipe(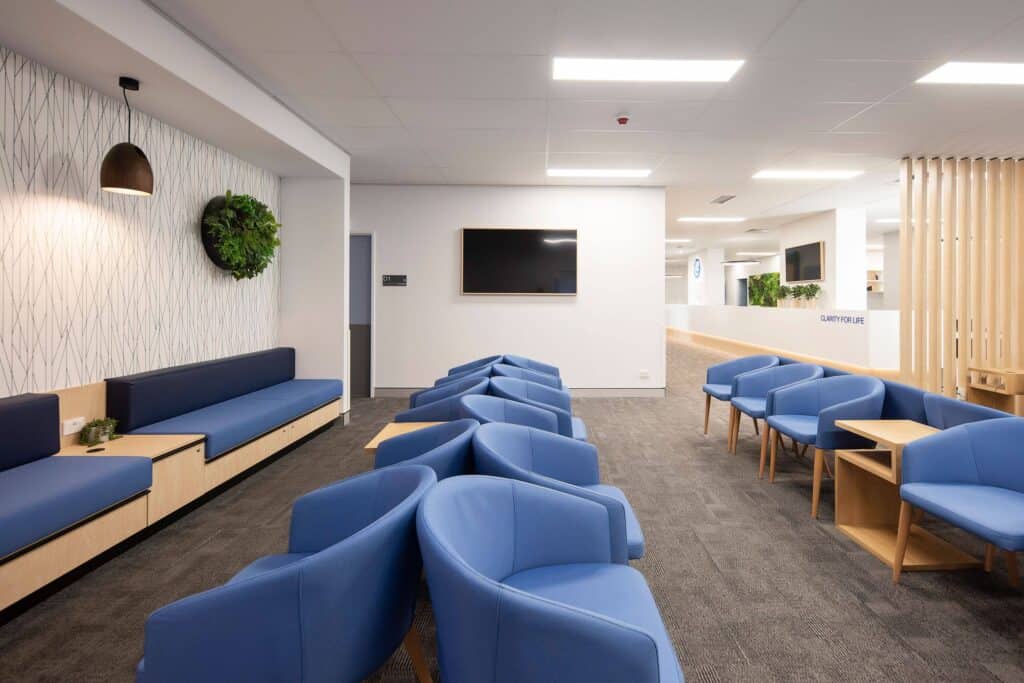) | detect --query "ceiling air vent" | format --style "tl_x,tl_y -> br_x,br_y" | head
711,194 -> 736,204
745,228 -> 768,234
